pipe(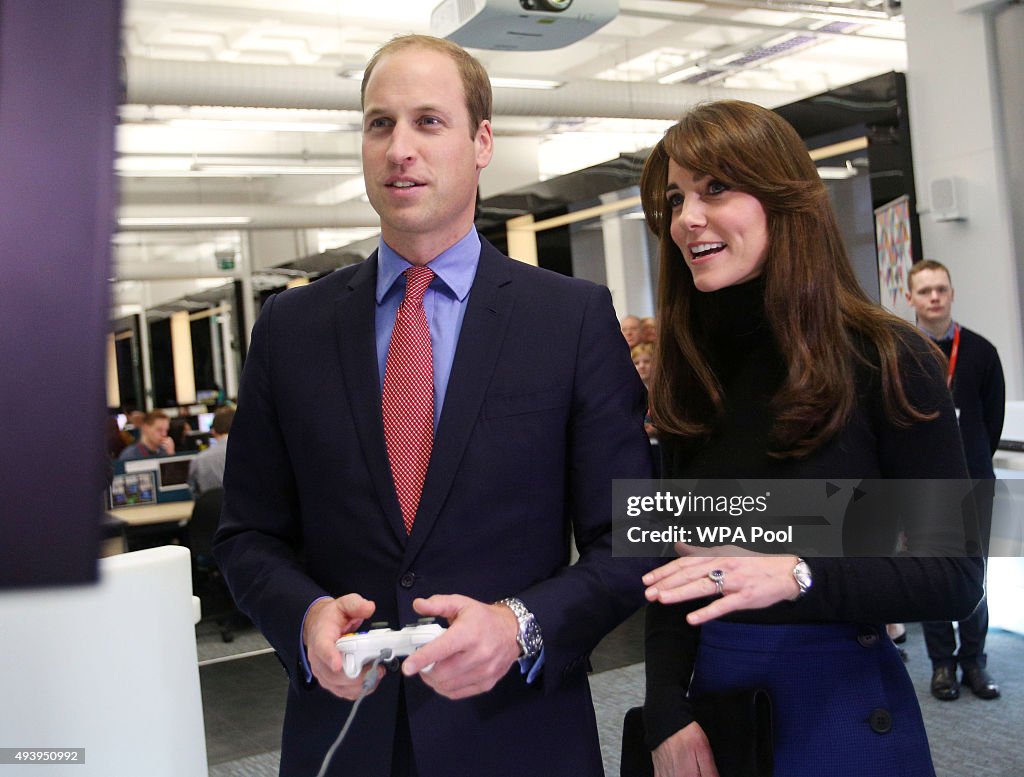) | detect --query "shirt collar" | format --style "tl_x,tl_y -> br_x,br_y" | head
919,319 -> 957,342
375,228 -> 480,304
